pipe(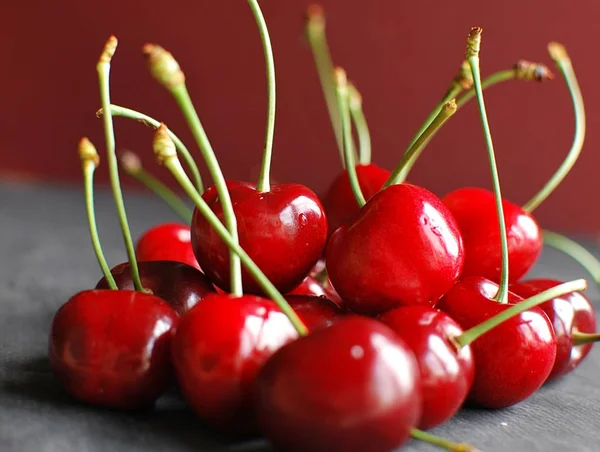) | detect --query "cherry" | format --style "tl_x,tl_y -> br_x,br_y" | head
255,316 -> 421,452
285,294 -> 344,330
443,187 -> 542,283
135,223 -> 200,270
326,183 -> 464,315
288,275 -> 343,307
510,278 -> 597,381
379,306 -> 474,429
49,290 -> 178,409
171,294 -> 298,434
